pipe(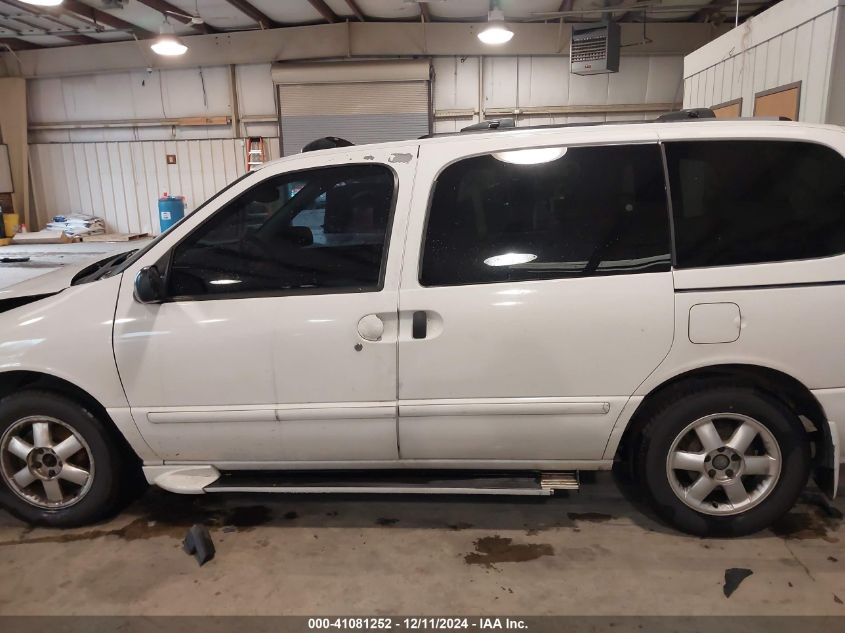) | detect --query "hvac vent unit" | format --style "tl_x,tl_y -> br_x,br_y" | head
570,22 -> 620,75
